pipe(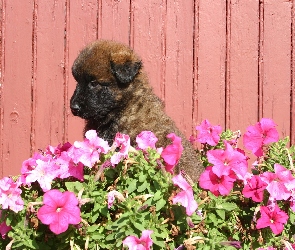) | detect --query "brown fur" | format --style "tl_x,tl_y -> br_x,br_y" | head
70,40 -> 203,182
